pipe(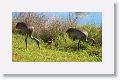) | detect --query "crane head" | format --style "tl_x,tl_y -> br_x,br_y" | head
87,37 -> 96,45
